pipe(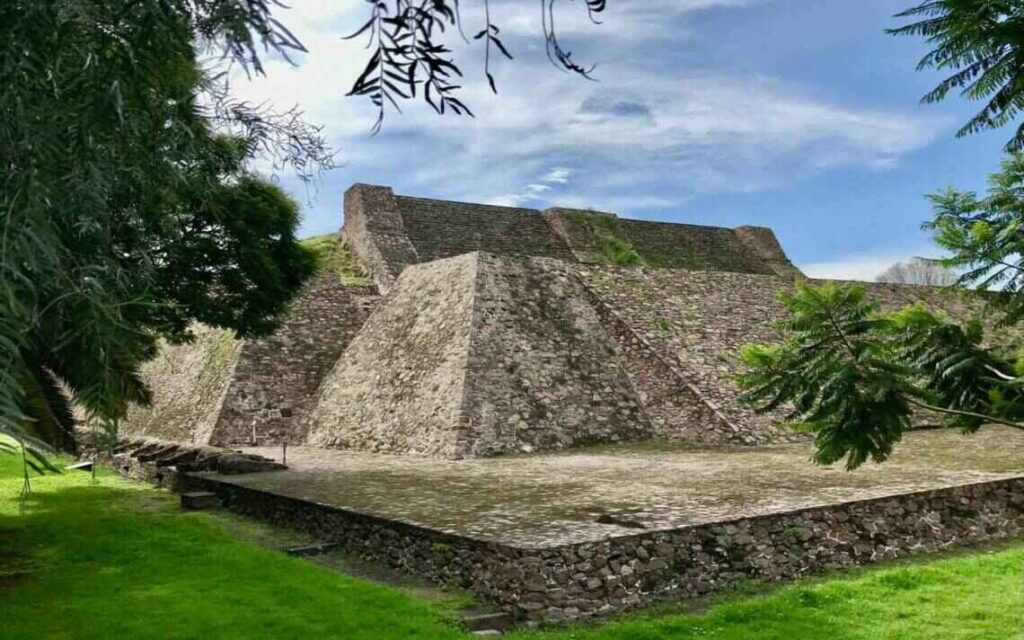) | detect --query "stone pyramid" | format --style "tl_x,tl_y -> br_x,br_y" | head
305,251 -> 650,458
121,183 -> 981,458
